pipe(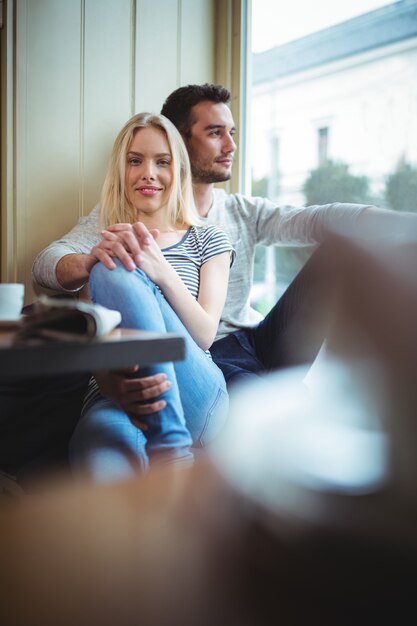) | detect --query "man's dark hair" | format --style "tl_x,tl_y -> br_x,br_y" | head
161,83 -> 231,138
